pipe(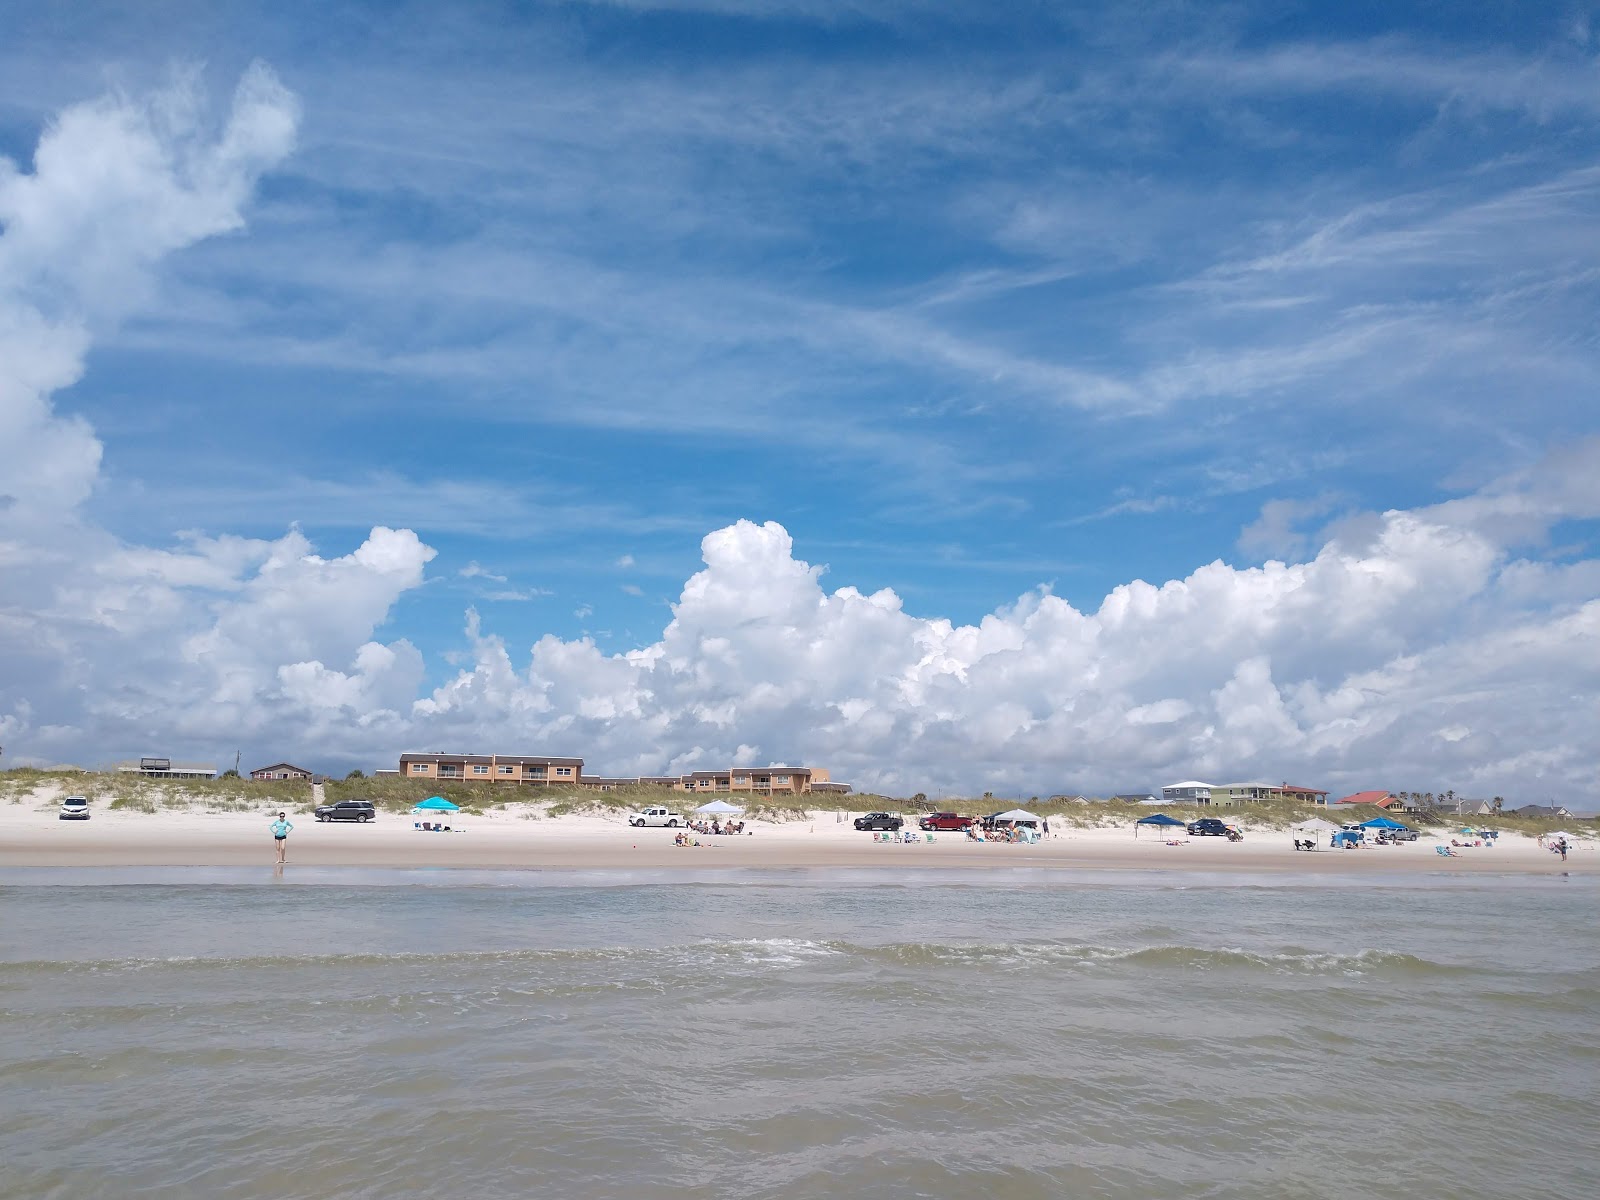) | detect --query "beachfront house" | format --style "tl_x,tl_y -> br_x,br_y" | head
1335,790 -> 1405,810
399,752 -> 584,786
1161,780 -> 1214,805
682,767 -> 837,796
249,762 -> 315,781
1213,782 -> 1281,805
1110,793 -> 1160,804
1210,781 -> 1332,806
1280,783 -> 1332,805
1441,797 -> 1497,816
115,757 -> 216,780
1514,803 -> 1574,819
